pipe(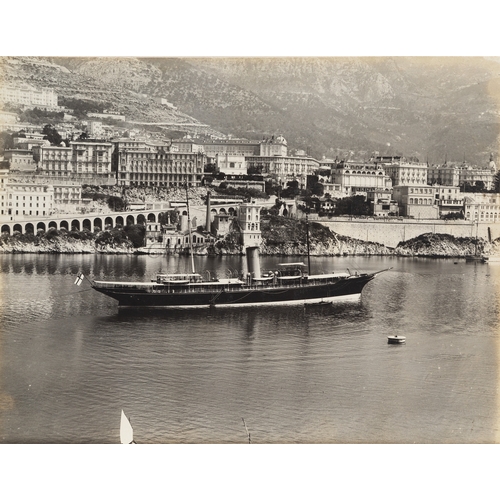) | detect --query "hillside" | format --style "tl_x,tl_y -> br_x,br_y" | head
2,56 -> 500,163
